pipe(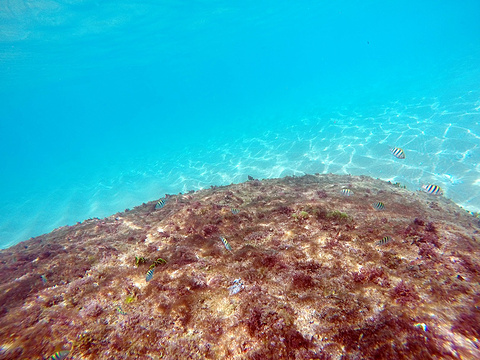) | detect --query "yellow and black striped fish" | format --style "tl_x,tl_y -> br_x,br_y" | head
341,188 -> 353,196
155,198 -> 166,209
390,147 -> 405,159
49,351 -> 69,360
422,184 -> 443,195
377,236 -> 391,246
231,208 -> 240,215
146,268 -> 155,282
150,258 -> 167,268
372,202 -> 385,211
135,256 -> 147,266
220,236 -> 232,251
